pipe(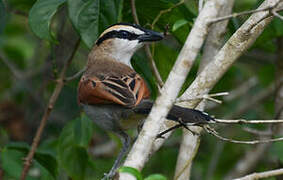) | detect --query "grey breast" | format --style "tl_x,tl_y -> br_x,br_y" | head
82,104 -> 144,133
